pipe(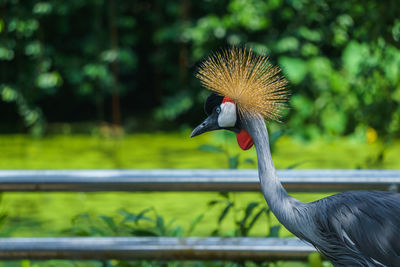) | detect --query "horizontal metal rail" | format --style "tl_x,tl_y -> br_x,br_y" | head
0,237 -> 314,260
0,169 -> 399,192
